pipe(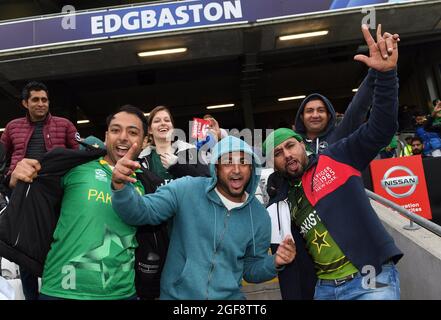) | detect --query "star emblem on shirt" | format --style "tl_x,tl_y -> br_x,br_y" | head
70,225 -> 135,289
311,230 -> 331,254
